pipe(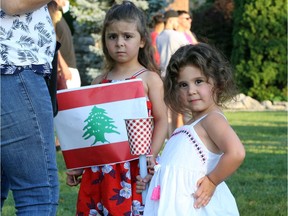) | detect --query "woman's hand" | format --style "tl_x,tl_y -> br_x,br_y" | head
66,169 -> 83,186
